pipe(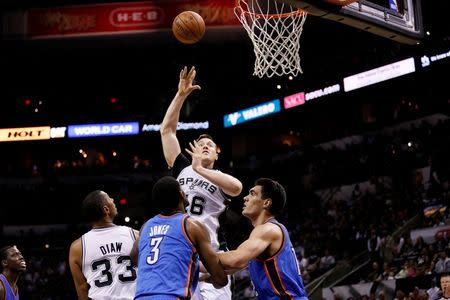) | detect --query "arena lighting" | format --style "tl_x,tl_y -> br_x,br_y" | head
124,217 -> 130,223
119,198 -> 127,205
223,99 -> 281,128
24,99 -> 31,105
343,57 -> 415,92
110,97 -> 117,104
